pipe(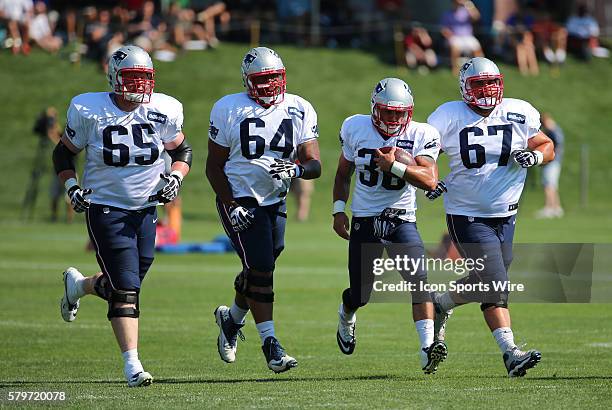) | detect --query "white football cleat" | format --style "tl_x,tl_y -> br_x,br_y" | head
504,347 -> 541,377
336,304 -> 356,355
214,305 -> 245,363
421,340 -> 448,374
127,371 -> 153,387
60,267 -> 84,322
262,336 -> 297,373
